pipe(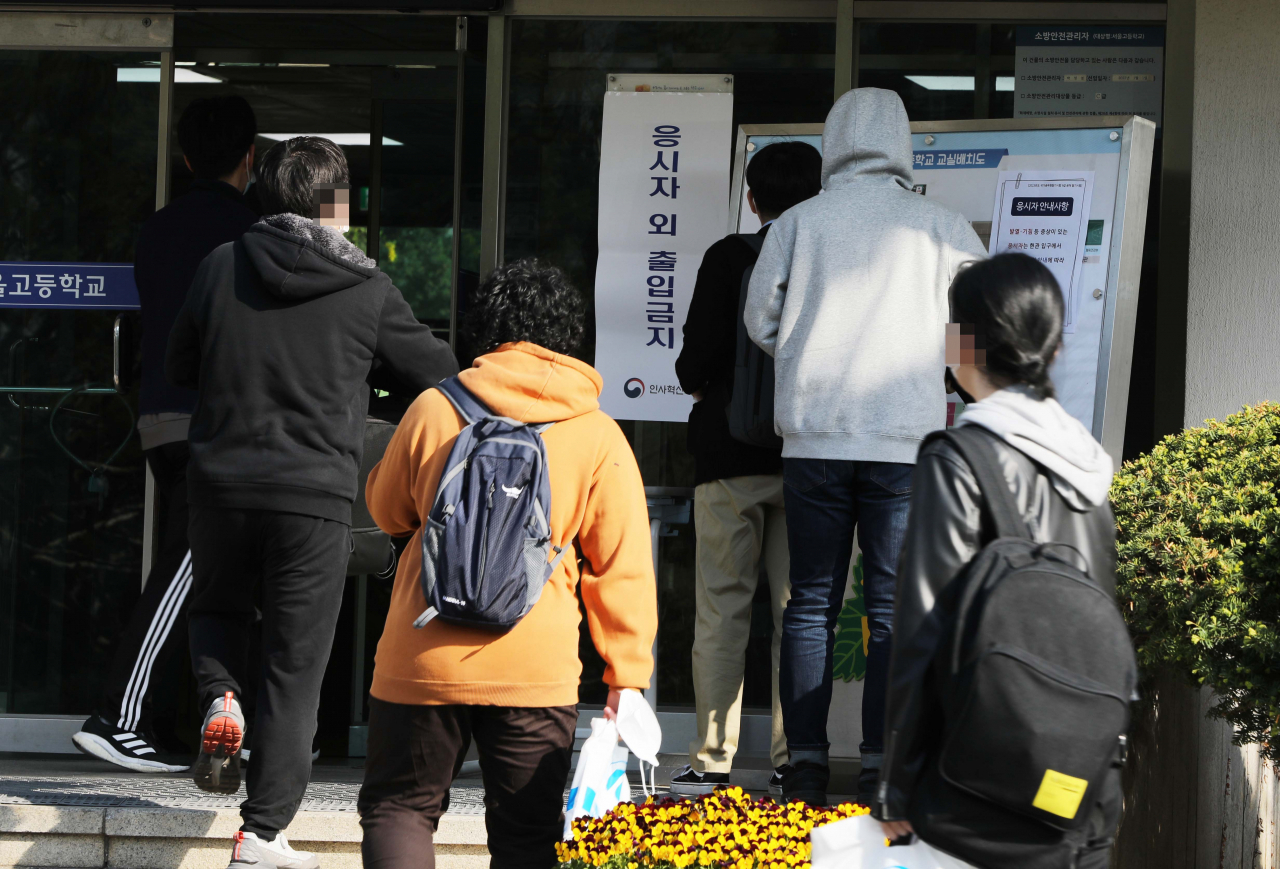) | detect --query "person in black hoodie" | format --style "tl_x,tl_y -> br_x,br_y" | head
72,96 -> 259,773
670,142 -> 821,798
166,136 -> 458,869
